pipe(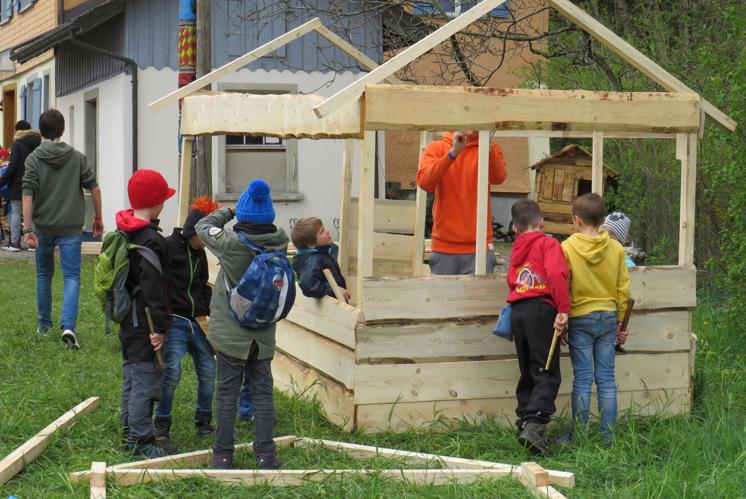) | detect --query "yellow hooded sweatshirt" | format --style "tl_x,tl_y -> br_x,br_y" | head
561,231 -> 631,320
